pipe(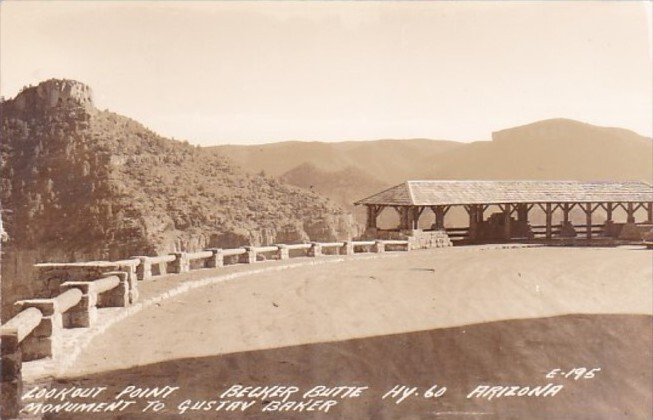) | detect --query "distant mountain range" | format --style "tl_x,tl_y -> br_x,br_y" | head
211,138 -> 460,184
211,118 -> 653,224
